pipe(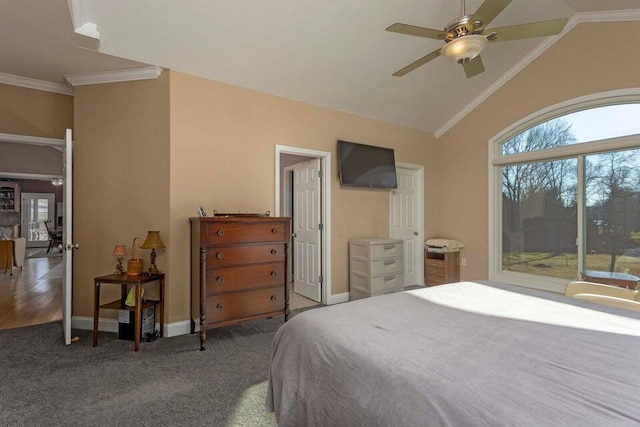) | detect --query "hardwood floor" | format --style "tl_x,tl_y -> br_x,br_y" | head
0,249 -> 62,330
